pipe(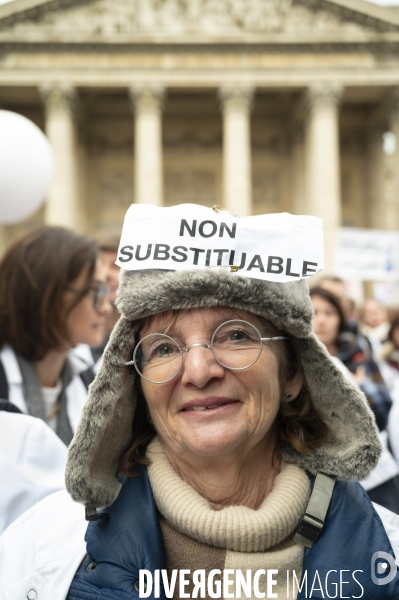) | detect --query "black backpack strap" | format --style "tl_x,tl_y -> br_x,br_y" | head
0,399 -> 22,413
79,366 -> 96,391
0,359 -> 9,401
